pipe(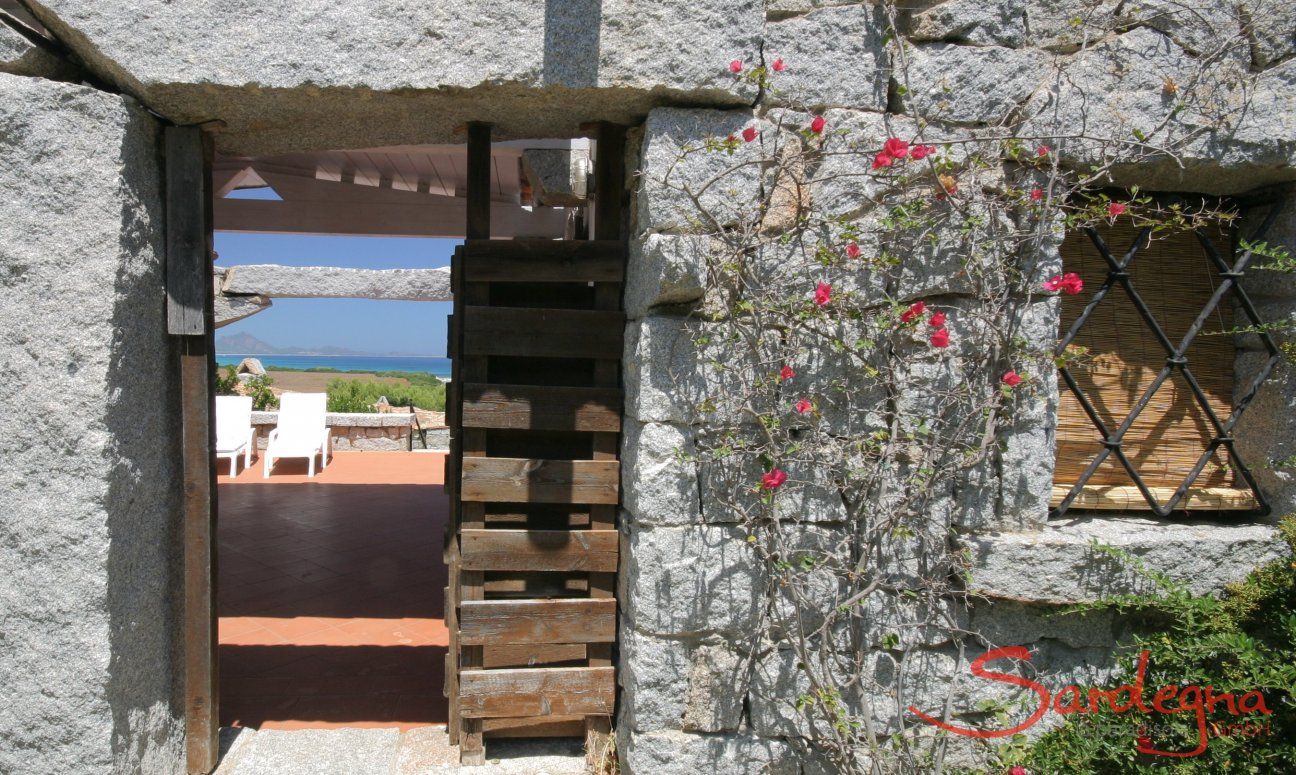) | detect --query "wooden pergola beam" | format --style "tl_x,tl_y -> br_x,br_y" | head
214,197 -> 567,238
